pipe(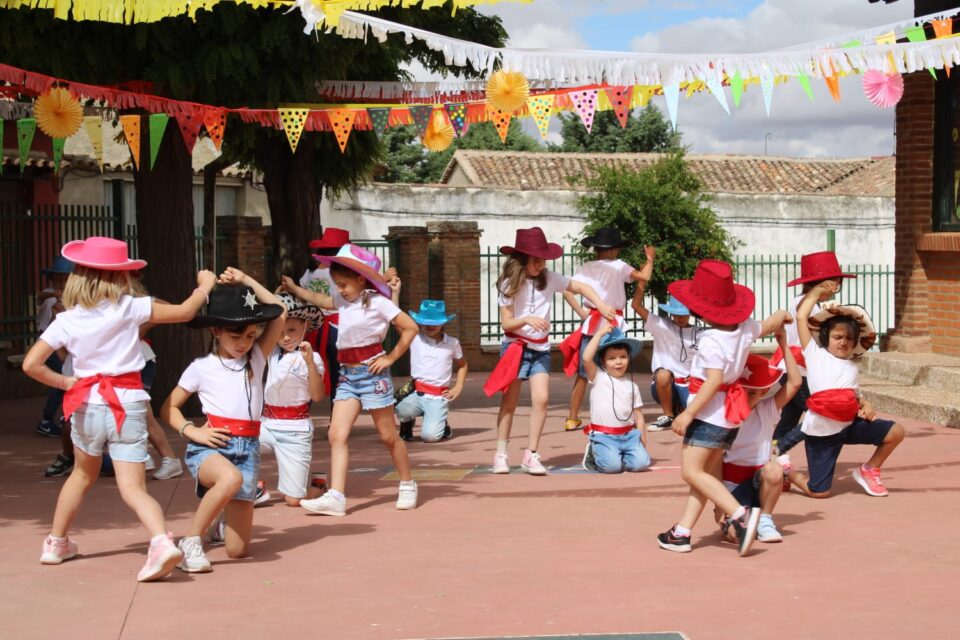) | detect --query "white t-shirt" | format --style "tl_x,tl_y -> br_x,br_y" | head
336,293 -> 401,351
37,288 -> 57,331
262,347 -> 324,432
300,267 -> 343,320
410,333 -> 463,388
724,396 -> 779,480
140,340 -> 156,363
498,270 -> 570,352
40,295 -> 153,405
800,340 -> 861,437
178,344 -> 267,422
572,259 -> 633,331
646,314 -> 697,381
687,318 -> 763,429
782,293 -> 821,376
588,370 -> 643,428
